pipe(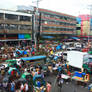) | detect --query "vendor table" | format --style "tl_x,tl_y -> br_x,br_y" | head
61,74 -> 71,82
61,74 -> 70,80
72,76 -> 89,86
